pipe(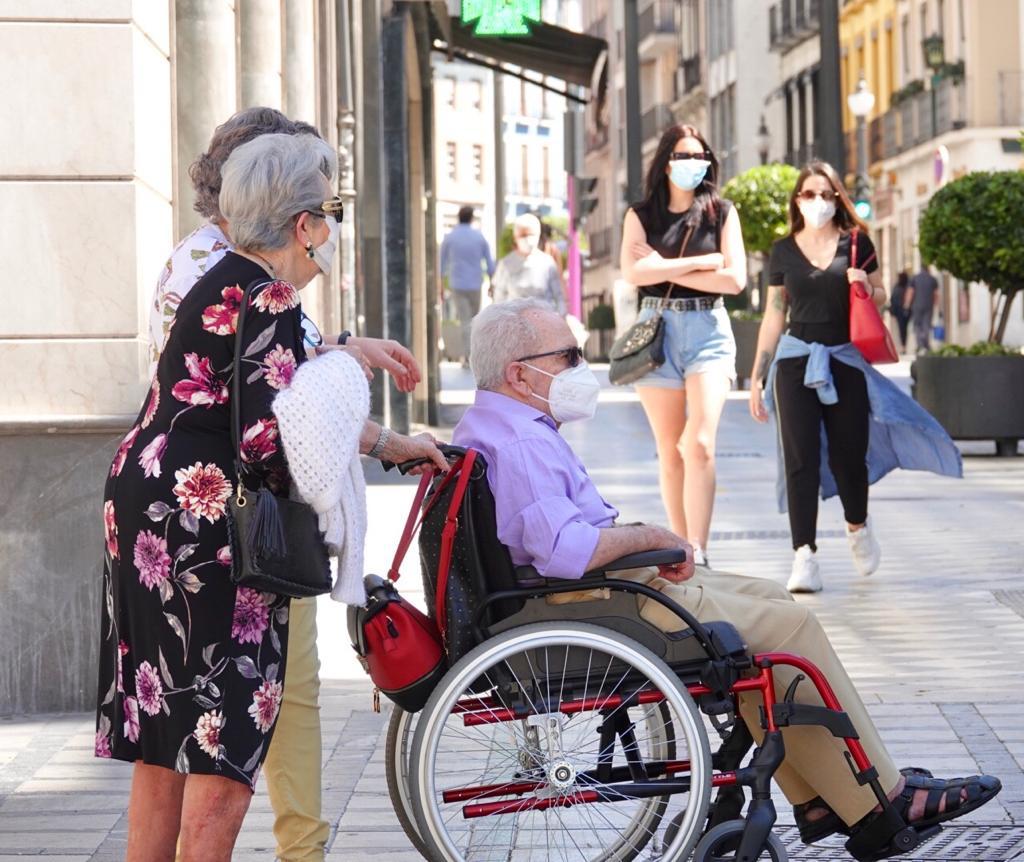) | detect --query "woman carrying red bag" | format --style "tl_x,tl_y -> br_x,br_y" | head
749,161 -> 961,594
